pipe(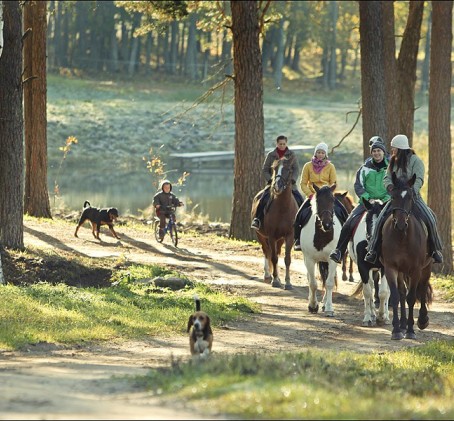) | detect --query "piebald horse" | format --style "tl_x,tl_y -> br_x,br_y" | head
251,156 -> 298,289
349,199 -> 390,326
299,183 -> 341,317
